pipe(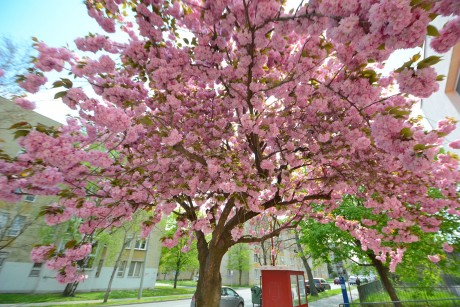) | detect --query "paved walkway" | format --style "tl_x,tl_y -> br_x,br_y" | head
0,294 -> 190,307
309,288 -> 359,307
